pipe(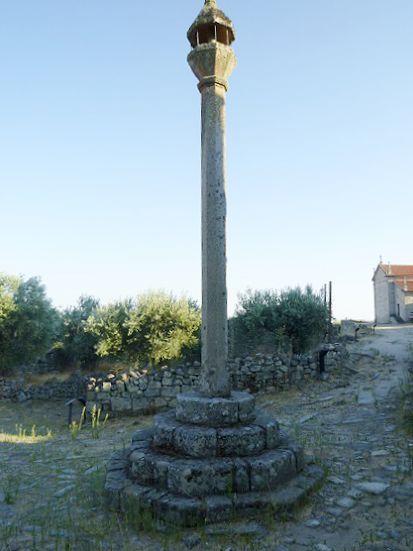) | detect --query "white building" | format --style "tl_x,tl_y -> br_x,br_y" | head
373,263 -> 413,324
